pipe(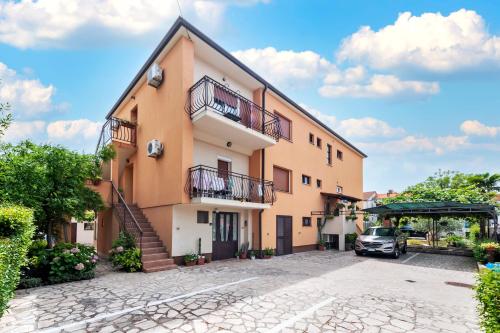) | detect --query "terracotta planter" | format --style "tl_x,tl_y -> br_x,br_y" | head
197,257 -> 205,265
185,260 -> 196,267
263,255 -> 272,259
486,249 -> 496,263
318,245 -> 326,251
239,253 -> 247,260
